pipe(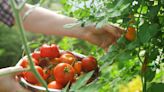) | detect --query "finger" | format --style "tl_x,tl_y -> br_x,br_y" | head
100,37 -> 114,50
103,25 -> 118,37
105,25 -> 124,38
